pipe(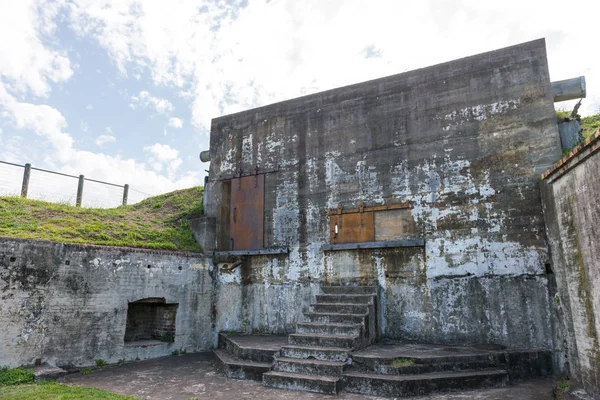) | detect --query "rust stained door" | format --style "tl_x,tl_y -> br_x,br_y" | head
230,175 -> 264,250
329,212 -> 375,244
